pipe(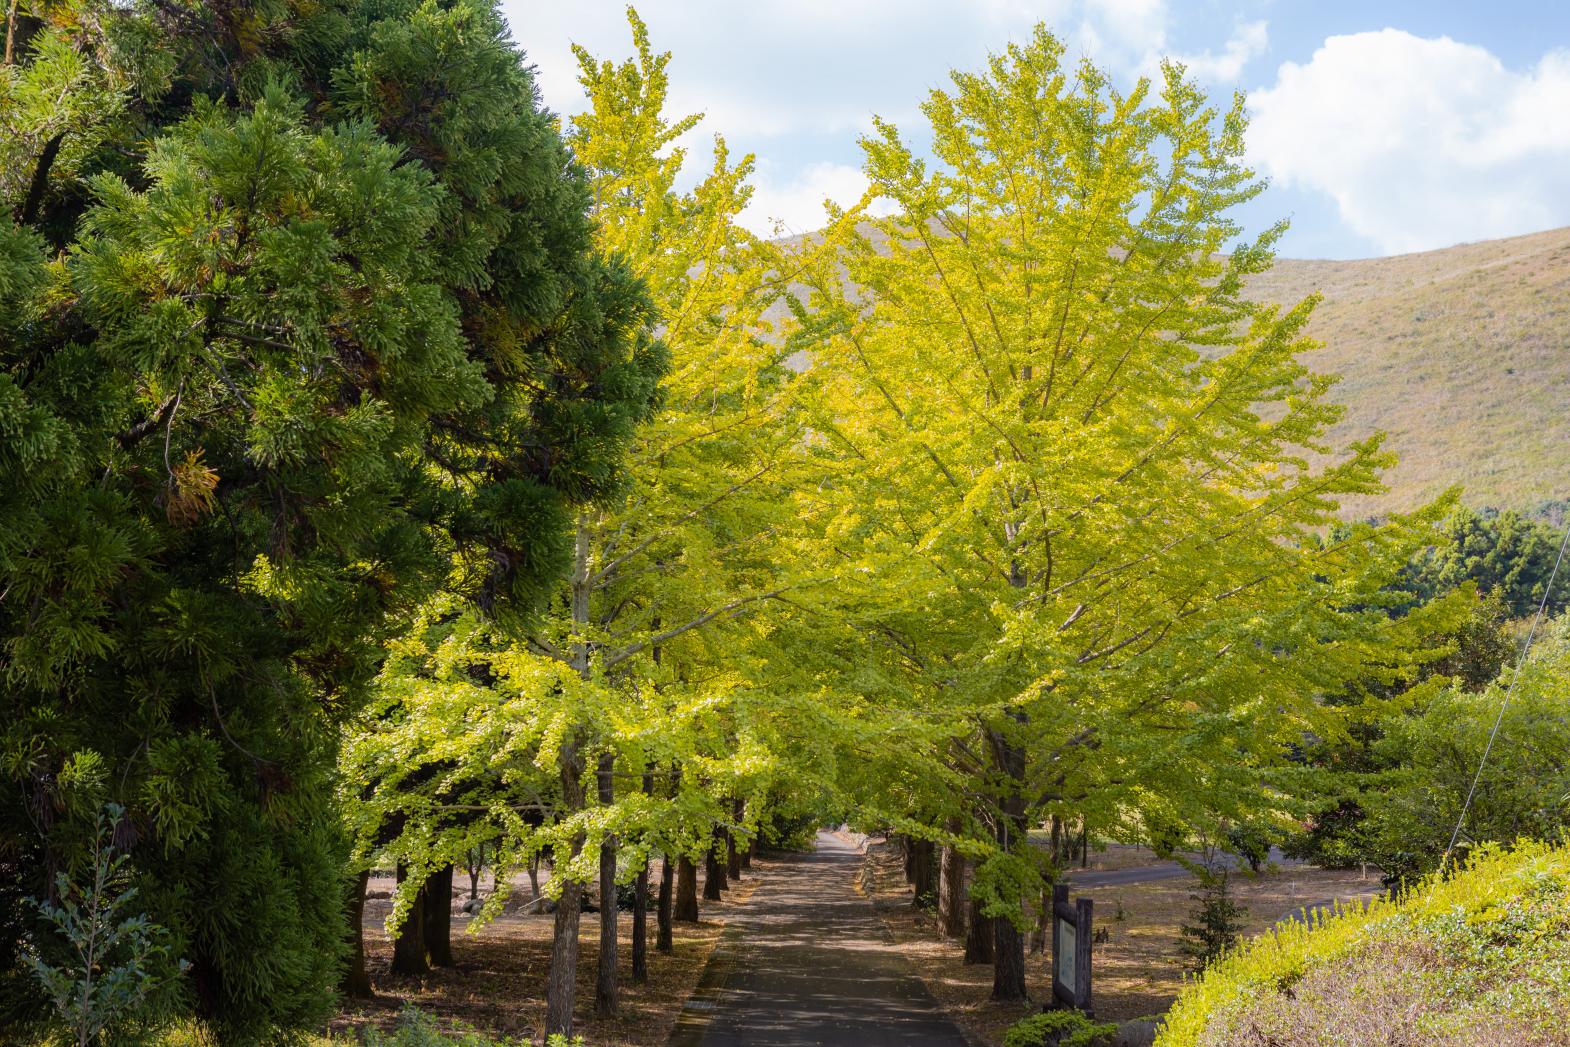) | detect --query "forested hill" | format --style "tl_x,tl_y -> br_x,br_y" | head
1248,225 -> 1570,519
778,223 -> 1570,519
